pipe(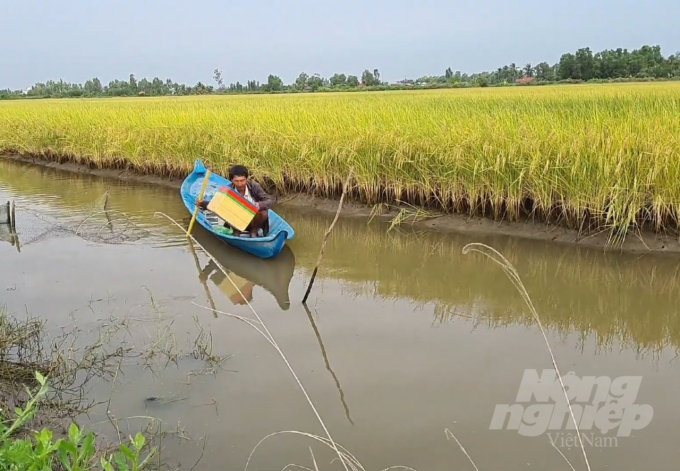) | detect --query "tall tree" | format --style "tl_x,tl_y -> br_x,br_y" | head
213,69 -> 224,89
330,73 -> 347,87
267,74 -> 283,91
361,69 -> 375,86
346,75 -> 359,87
574,47 -> 595,80
295,72 -> 309,90
558,53 -> 577,80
